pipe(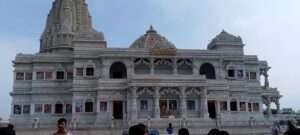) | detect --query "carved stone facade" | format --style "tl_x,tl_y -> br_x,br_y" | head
10,0 -> 281,134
